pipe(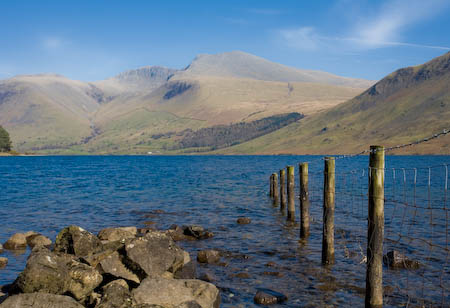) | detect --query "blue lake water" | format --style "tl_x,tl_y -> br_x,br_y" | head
0,155 -> 449,307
